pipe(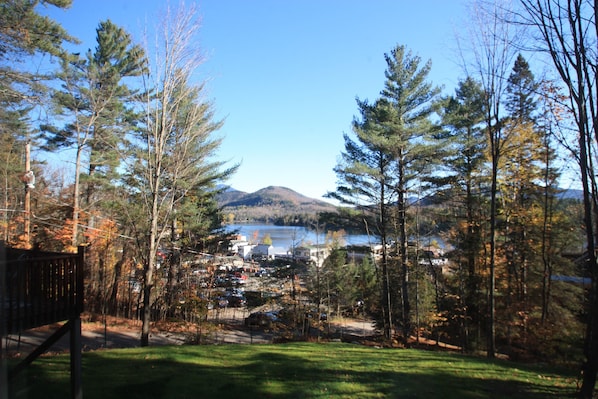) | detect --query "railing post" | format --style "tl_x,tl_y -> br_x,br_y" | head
77,246 -> 85,315
71,245 -> 85,399
70,317 -> 82,399
1,240 -> 7,399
